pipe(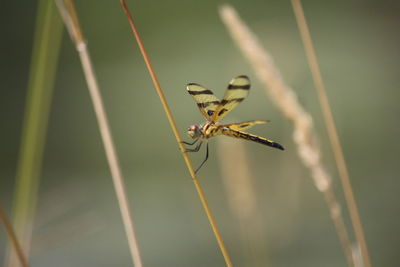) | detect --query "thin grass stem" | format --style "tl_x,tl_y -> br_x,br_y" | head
0,206 -> 29,267
120,1 -> 233,266
291,1 -> 371,266
56,1 -> 143,266
220,5 -> 355,266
